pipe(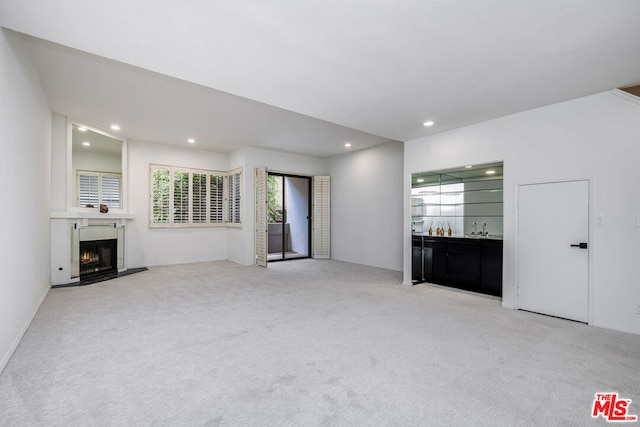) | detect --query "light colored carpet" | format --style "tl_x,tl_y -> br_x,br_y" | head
1,259 -> 639,426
